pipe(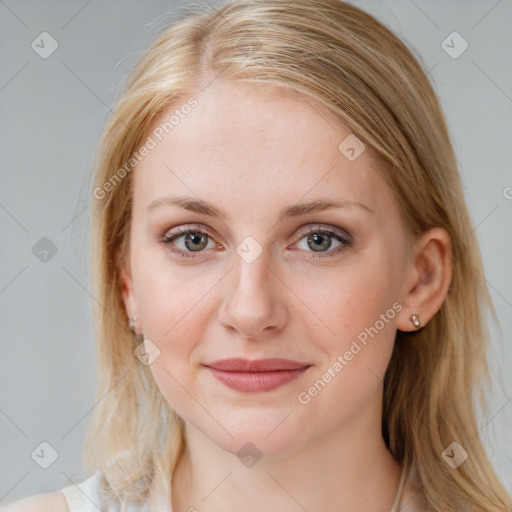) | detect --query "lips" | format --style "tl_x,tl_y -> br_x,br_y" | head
203,358 -> 311,392
205,358 -> 310,372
